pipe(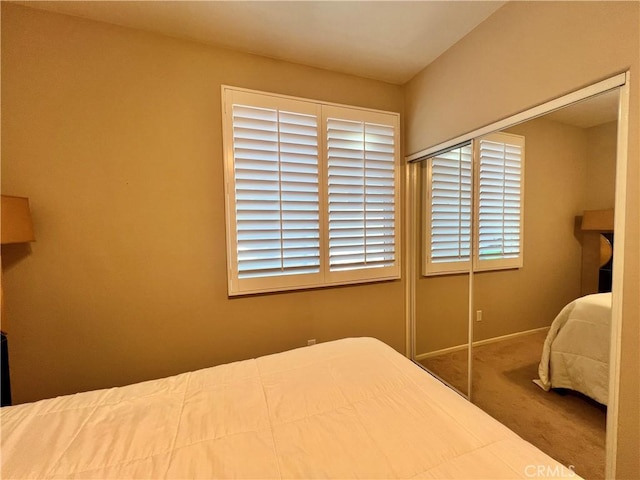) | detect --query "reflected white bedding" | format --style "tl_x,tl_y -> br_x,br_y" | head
2,337 -> 575,479
535,293 -> 612,405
